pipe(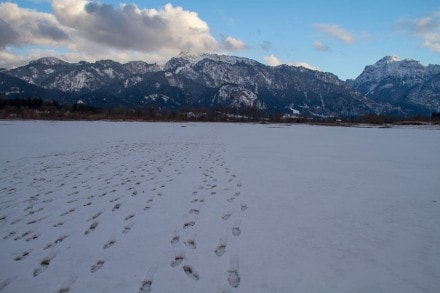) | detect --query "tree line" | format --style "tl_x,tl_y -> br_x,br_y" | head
1,97 -> 439,124
0,97 -> 271,122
